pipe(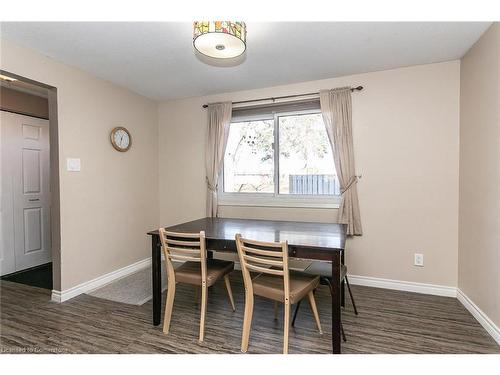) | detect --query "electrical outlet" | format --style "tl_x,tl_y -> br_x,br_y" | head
414,253 -> 424,267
